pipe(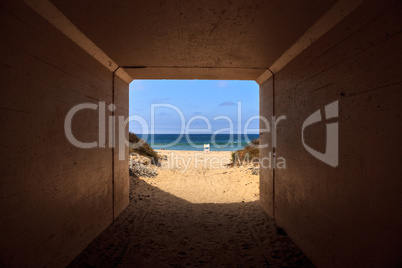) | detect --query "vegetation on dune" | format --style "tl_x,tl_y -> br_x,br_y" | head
128,132 -> 159,165
231,139 -> 259,166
